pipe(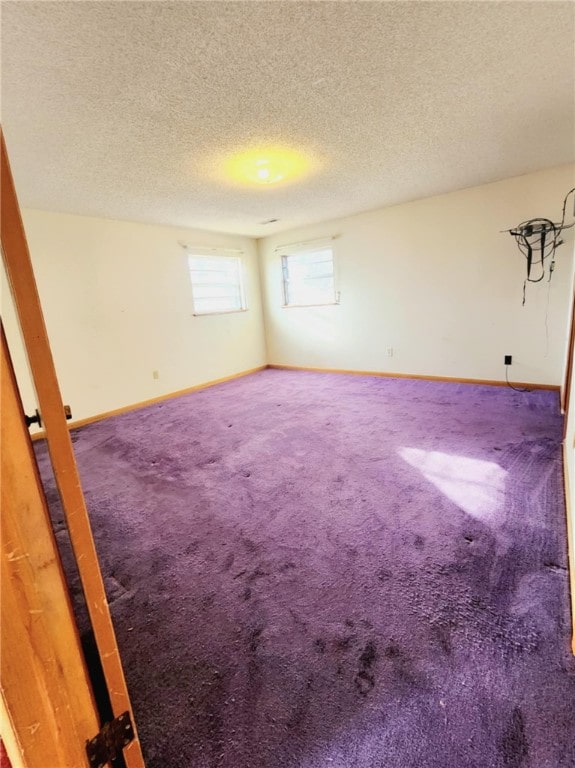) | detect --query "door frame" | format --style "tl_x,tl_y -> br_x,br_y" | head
563,283 -> 575,435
